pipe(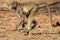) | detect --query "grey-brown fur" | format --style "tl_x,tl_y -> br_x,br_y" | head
10,1 -> 39,35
